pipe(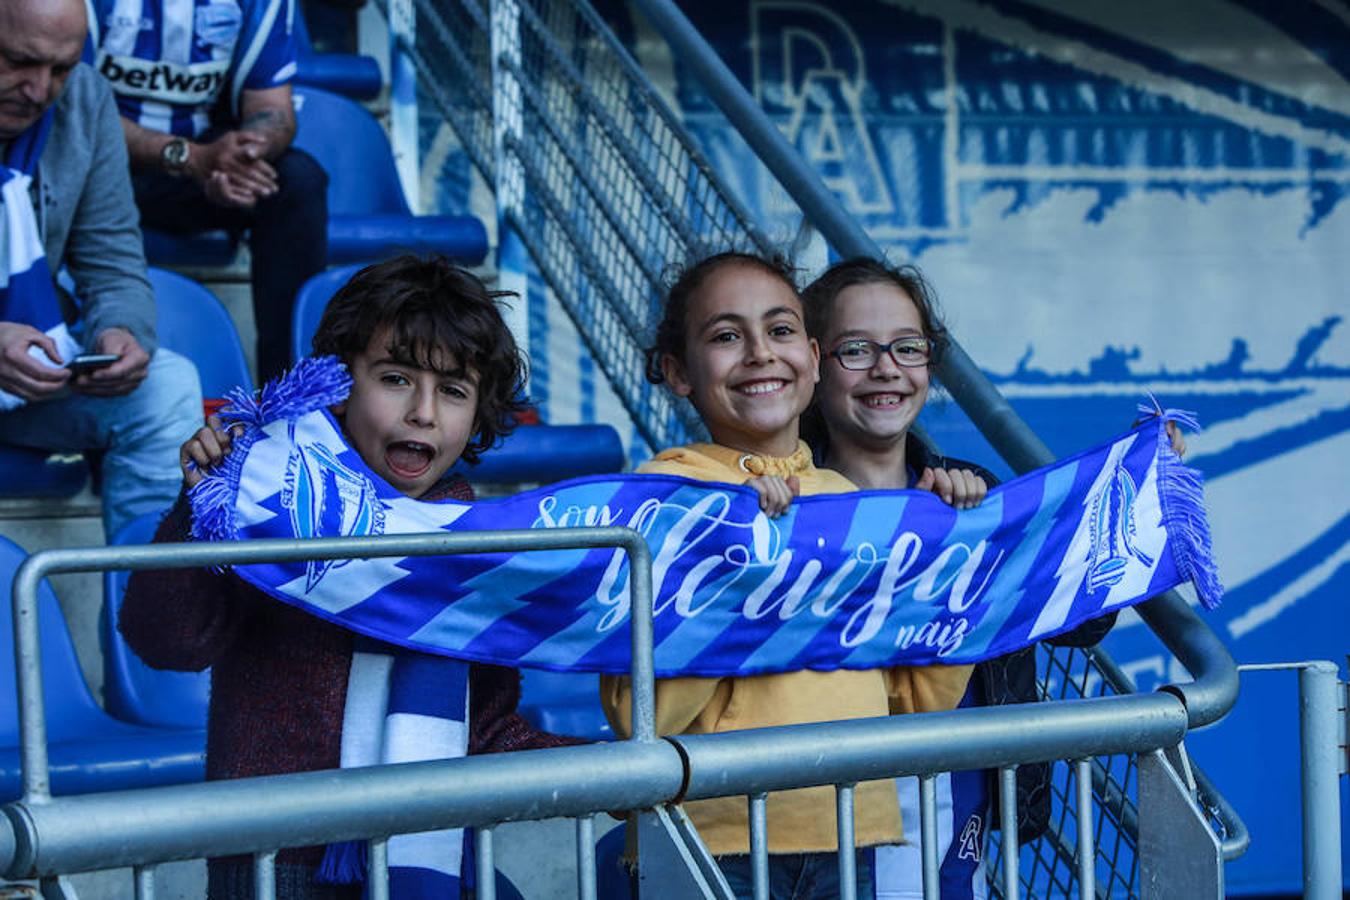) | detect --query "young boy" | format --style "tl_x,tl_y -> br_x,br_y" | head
120,255 -> 576,899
